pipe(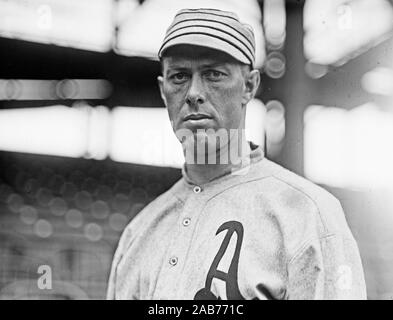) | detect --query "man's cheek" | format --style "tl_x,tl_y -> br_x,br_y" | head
217,84 -> 242,99
164,85 -> 185,104
165,96 -> 182,112
164,84 -> 185,96
213,88 -> 242,110
165,99 -> 183,127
